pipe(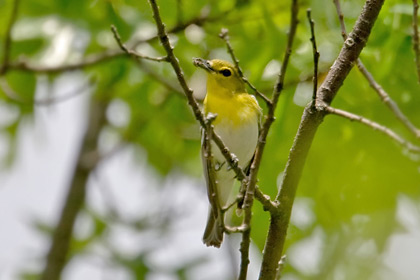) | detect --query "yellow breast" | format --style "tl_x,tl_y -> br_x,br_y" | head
204,92 -> 261,127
